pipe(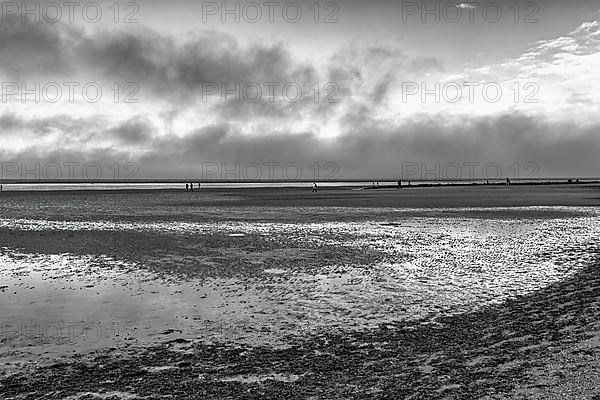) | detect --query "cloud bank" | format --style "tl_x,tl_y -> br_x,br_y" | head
1,15 -> 599,179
